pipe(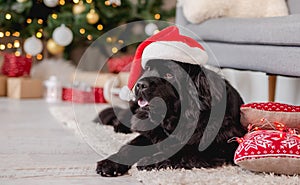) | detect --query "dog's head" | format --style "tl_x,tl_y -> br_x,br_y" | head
129,59 -> 226,137
131,59 -> 182,131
